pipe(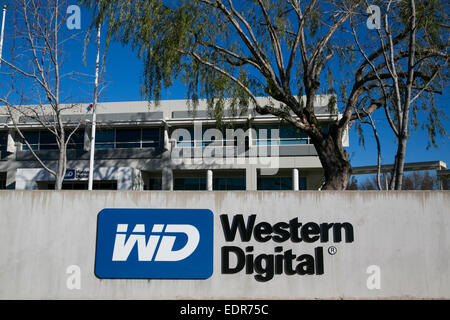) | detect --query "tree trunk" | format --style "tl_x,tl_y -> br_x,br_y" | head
54,133 -> 67,190
311,129 -> 352,190
55,145 -> 65,190
394,135 -> 407,190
